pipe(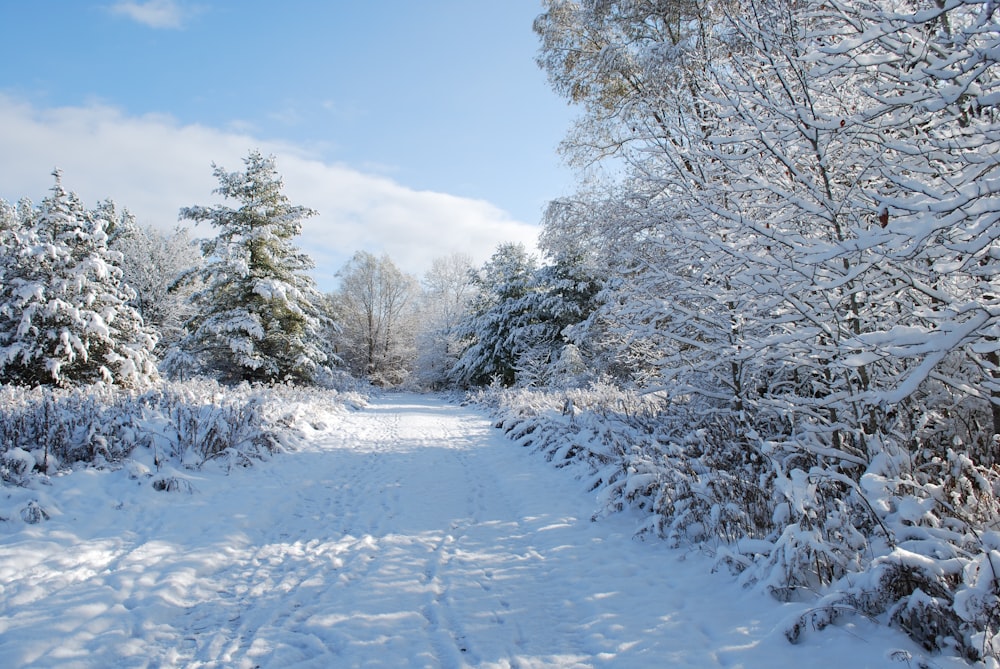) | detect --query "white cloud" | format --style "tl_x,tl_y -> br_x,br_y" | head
0,95 -> 540,291
108,0 -> 189,29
